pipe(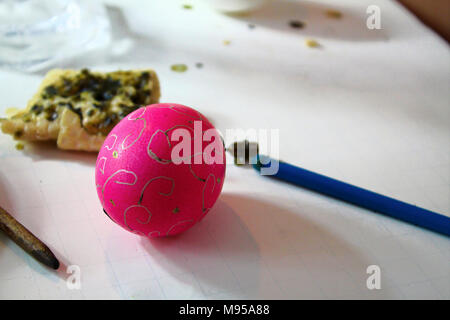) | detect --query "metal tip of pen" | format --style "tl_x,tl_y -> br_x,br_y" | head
226,140 -> 260,166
